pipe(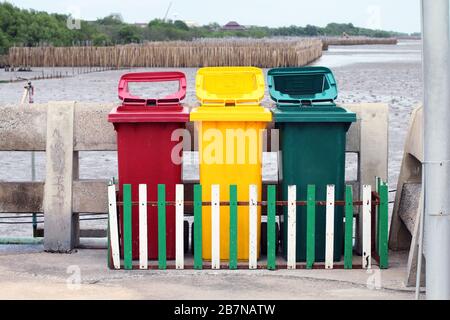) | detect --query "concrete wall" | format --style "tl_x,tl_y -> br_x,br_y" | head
388,106 -> 424,286
0,102 -> 389,252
